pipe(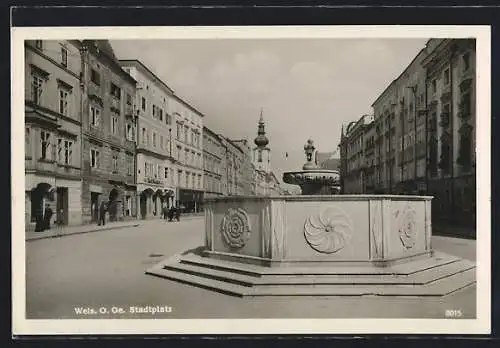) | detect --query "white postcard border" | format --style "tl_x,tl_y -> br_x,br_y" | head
11,25 -> 491,335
